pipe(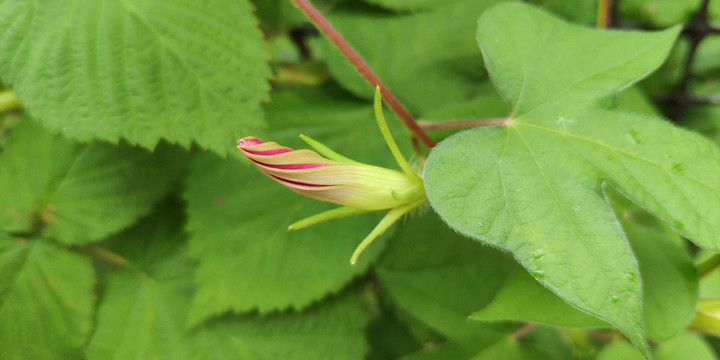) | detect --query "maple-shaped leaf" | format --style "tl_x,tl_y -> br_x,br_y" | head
424,3 -> 719,357
0,0 -> 269,155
